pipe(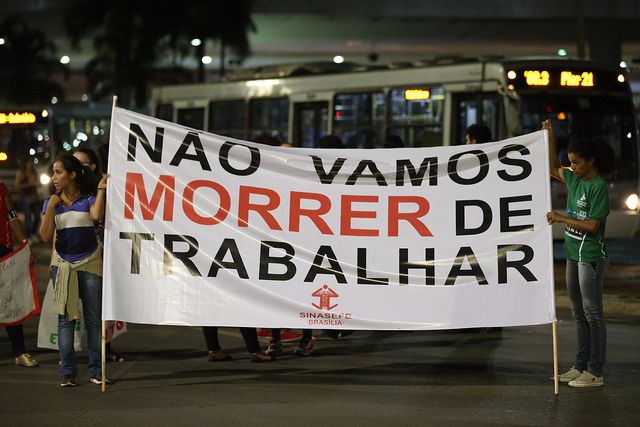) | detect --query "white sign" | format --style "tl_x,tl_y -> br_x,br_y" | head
103,107 -> 556,329
0,243 -> 40,325
37,279 -> 127,351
